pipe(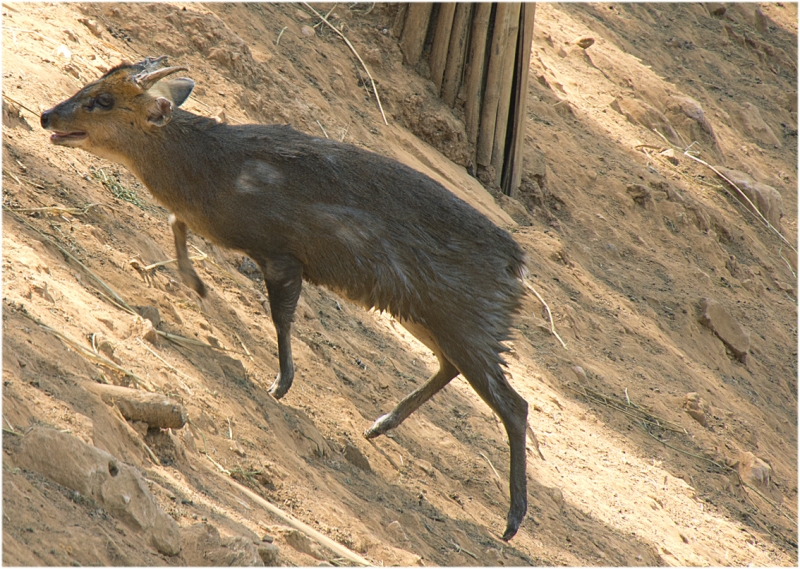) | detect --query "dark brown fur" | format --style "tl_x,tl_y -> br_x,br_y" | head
41,58 -> 530,540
